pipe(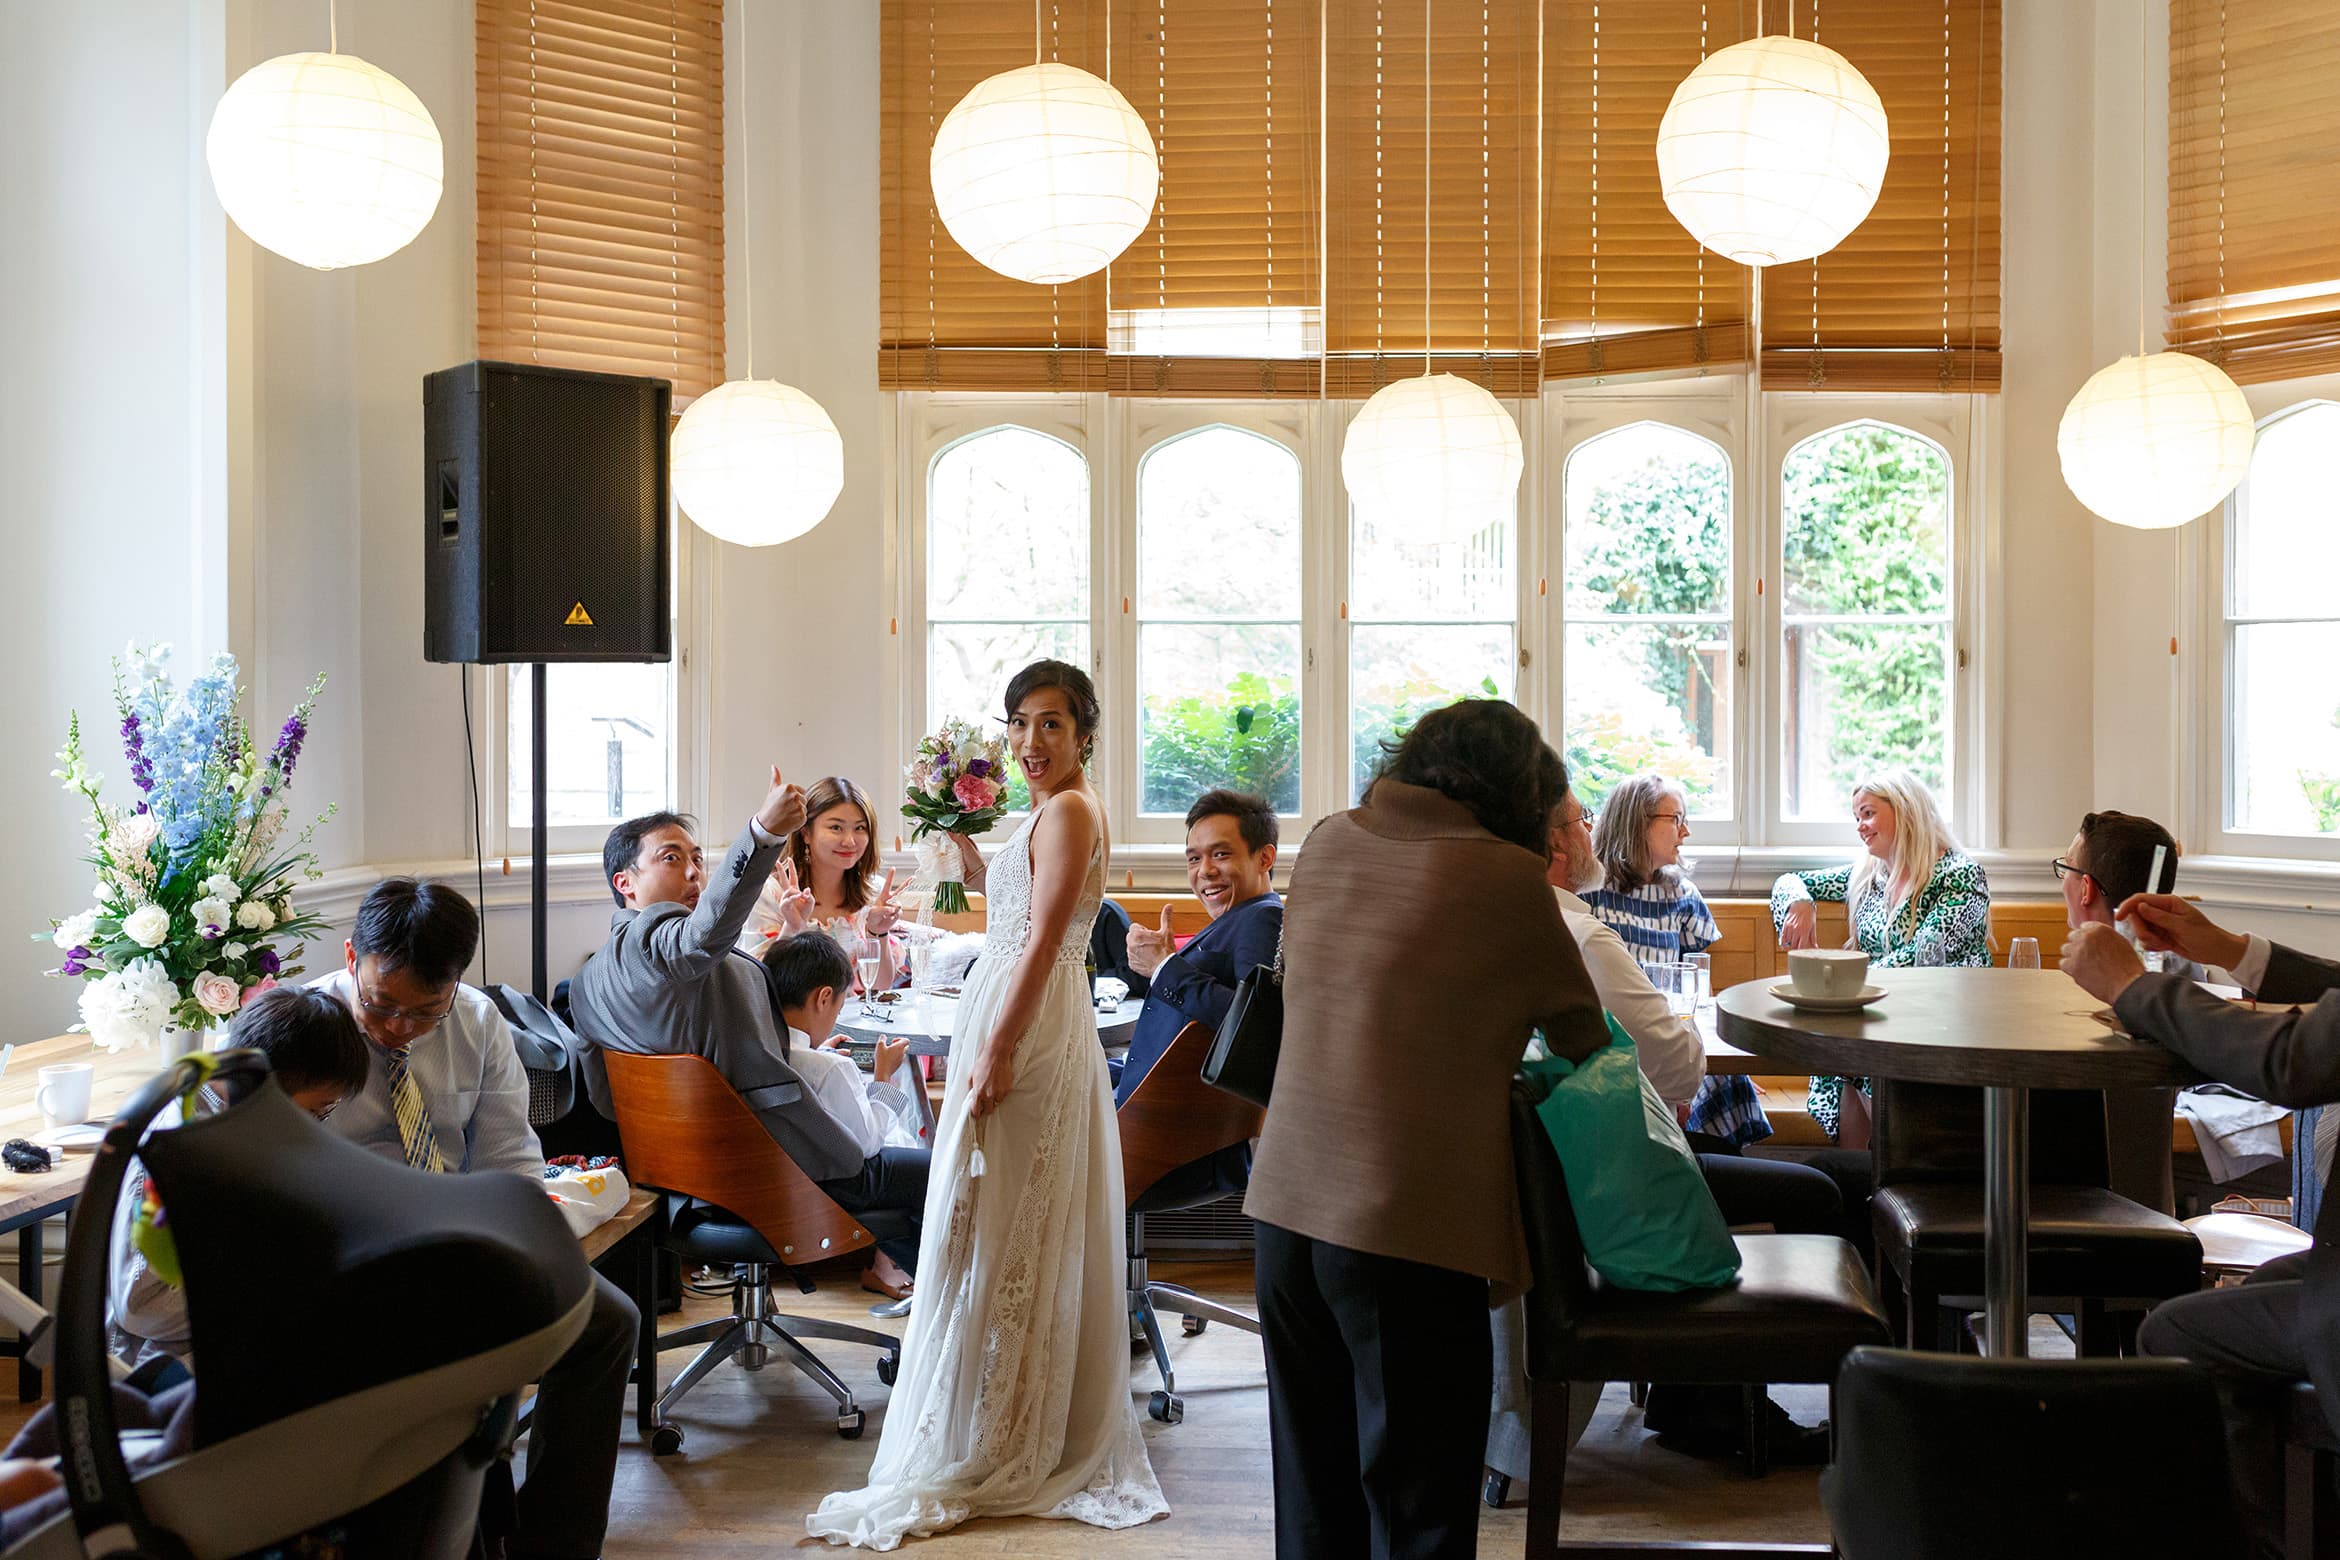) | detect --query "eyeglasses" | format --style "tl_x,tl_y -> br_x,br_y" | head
355,989 -> 457,1028
2050,858 -> 2108,894
313,1096 -> 342,1123
1558,809 -> 1593,830
1650,812 -> 1689,830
